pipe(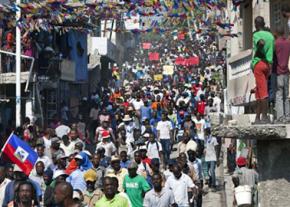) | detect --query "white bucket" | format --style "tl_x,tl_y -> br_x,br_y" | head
234,185 -> 252,206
